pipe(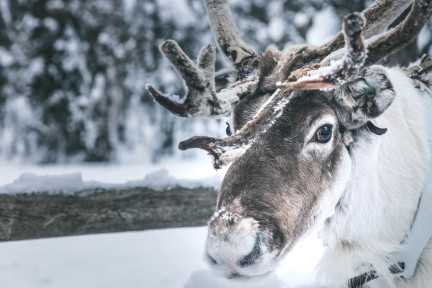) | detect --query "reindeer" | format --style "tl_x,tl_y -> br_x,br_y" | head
147,0 -> 432,287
